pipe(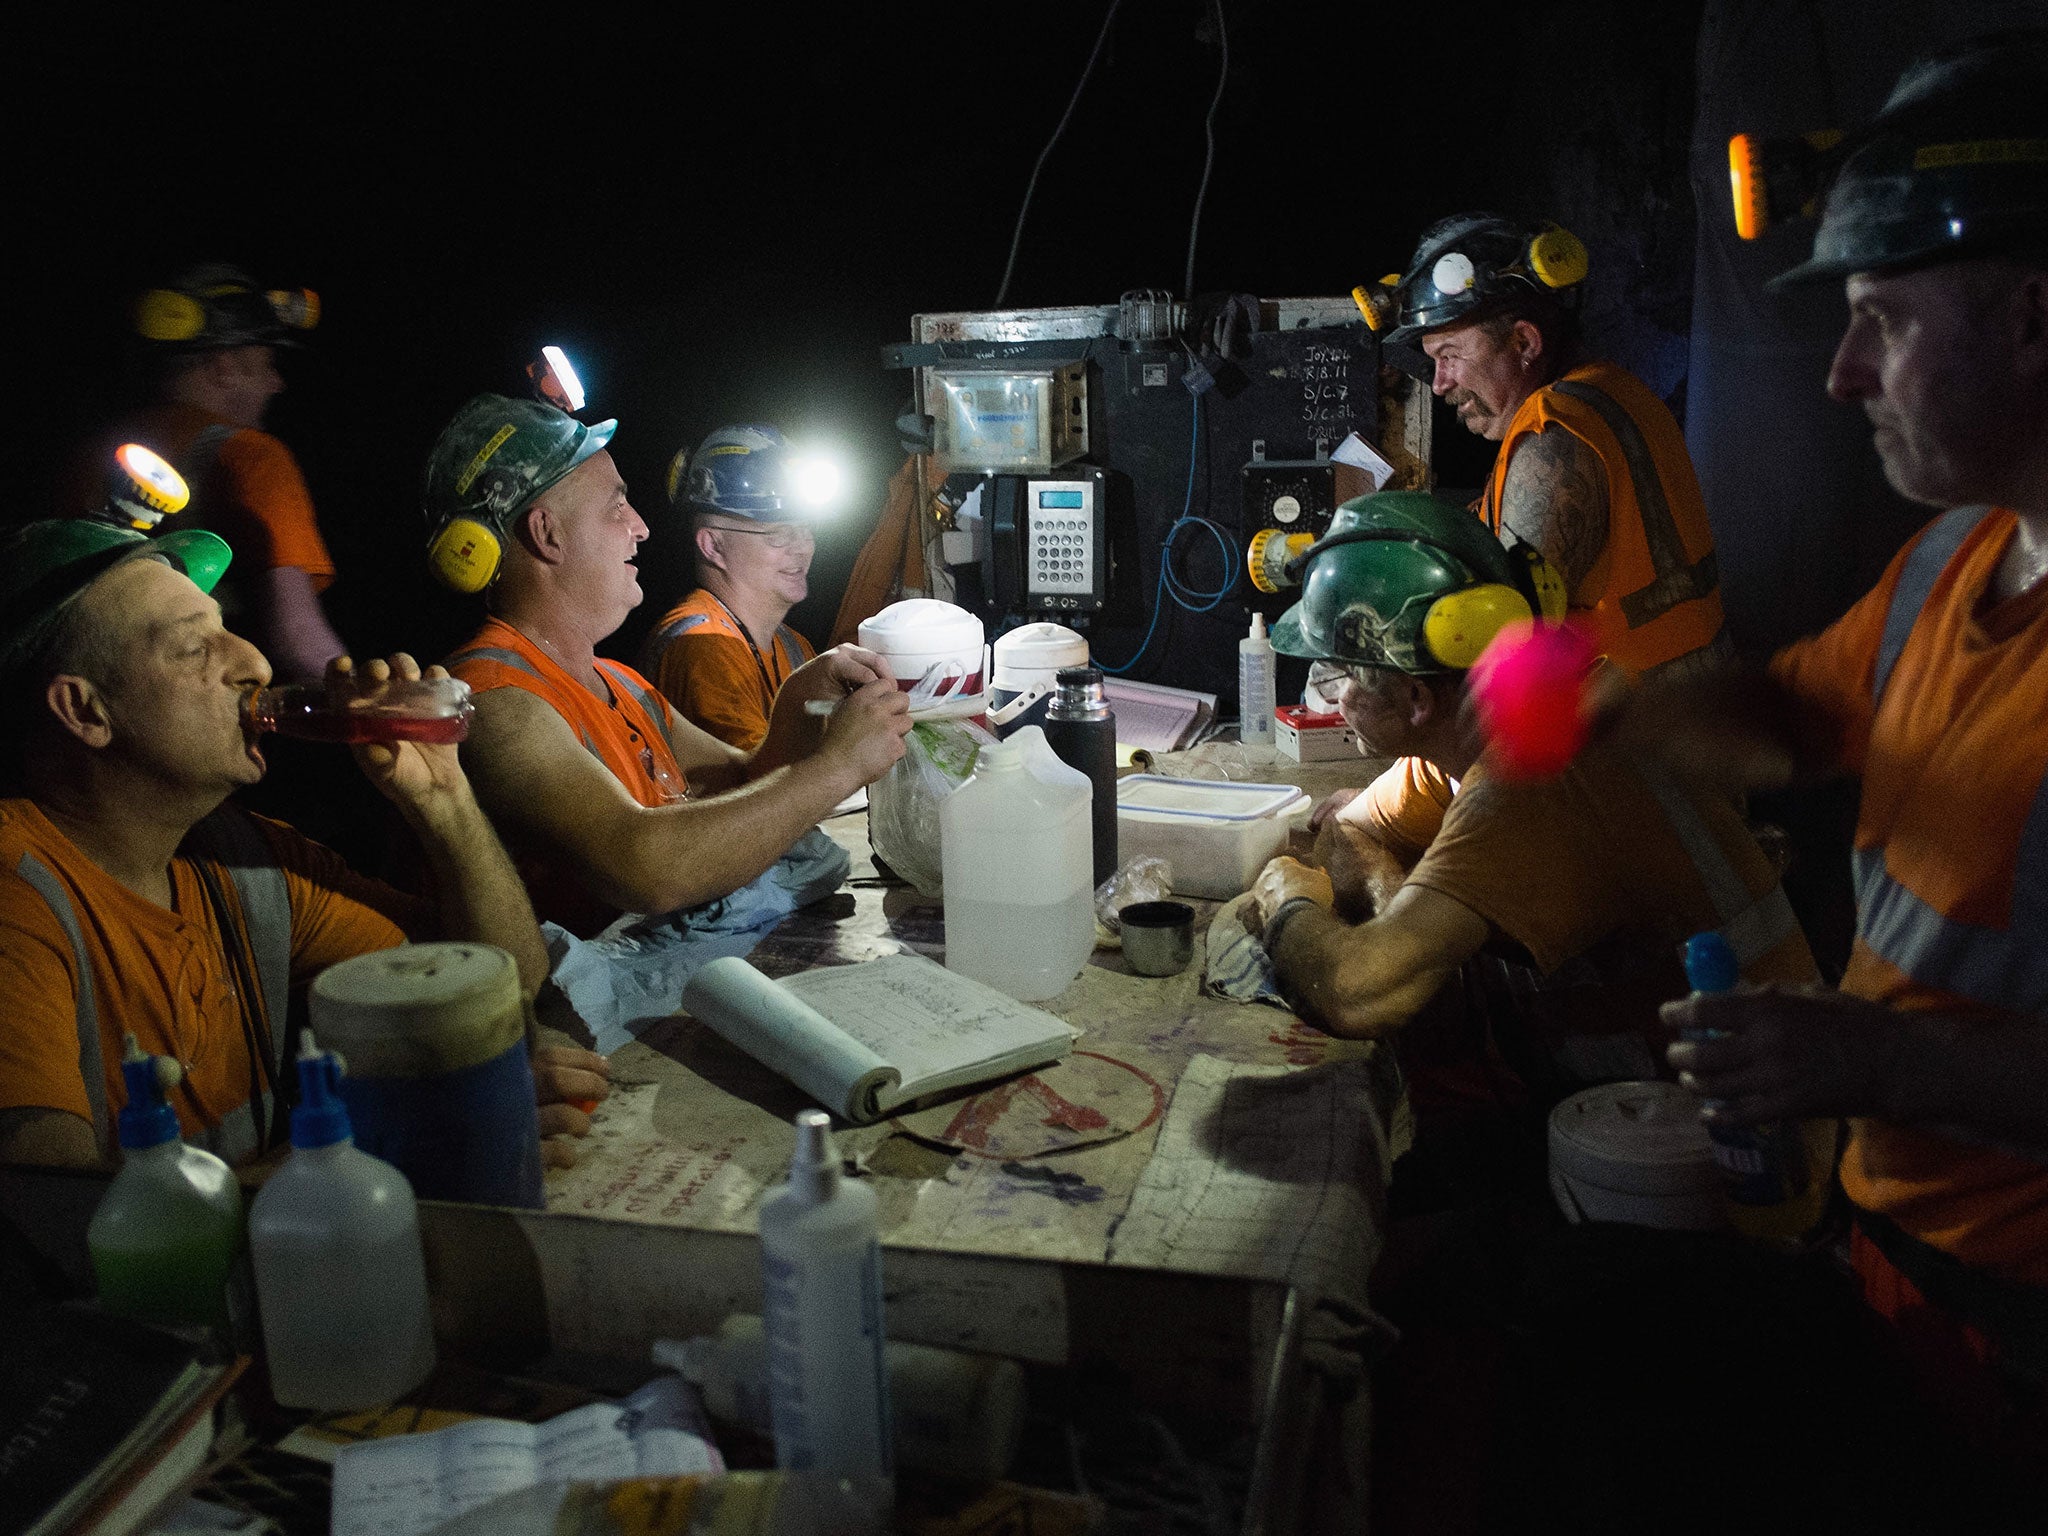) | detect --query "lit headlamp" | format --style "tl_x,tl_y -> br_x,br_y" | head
107,444 -> 191,531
